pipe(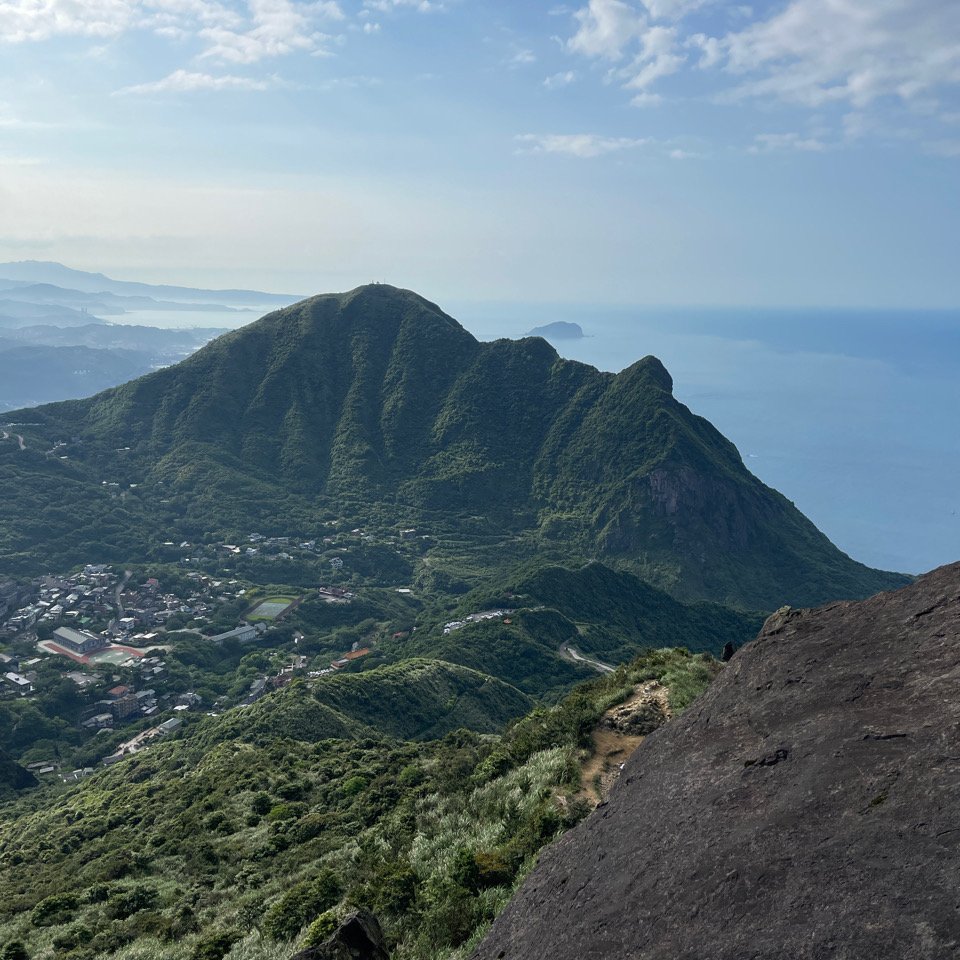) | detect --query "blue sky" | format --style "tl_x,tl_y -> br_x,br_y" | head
0,0 -> 958,304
